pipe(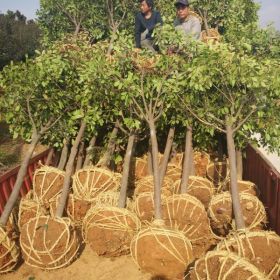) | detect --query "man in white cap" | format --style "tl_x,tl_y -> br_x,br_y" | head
174,0 -> 201,40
